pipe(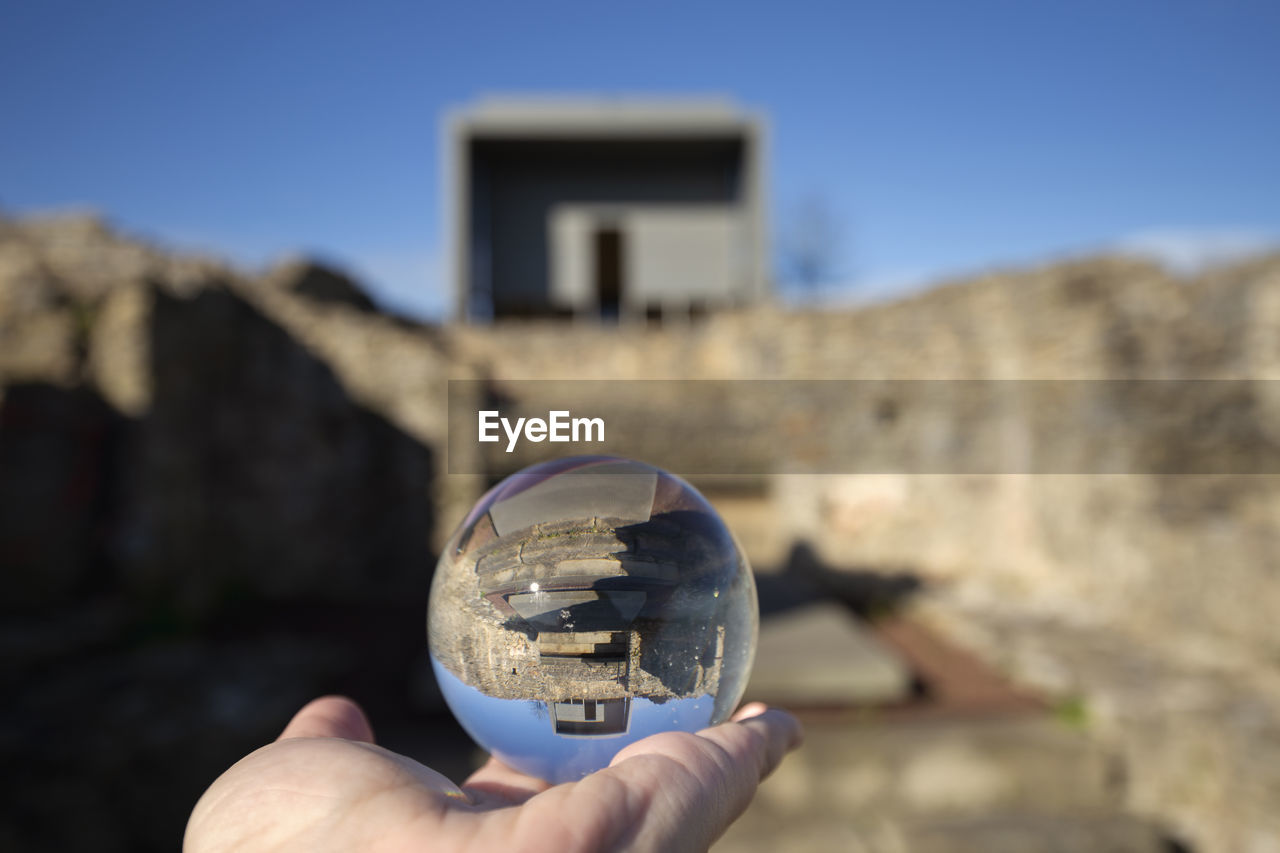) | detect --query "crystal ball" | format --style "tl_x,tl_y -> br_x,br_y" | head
427,456 -> 758,783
